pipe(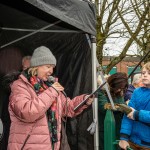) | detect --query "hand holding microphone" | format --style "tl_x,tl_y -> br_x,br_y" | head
48,76 -> 67,97
51,82 -> 64,92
